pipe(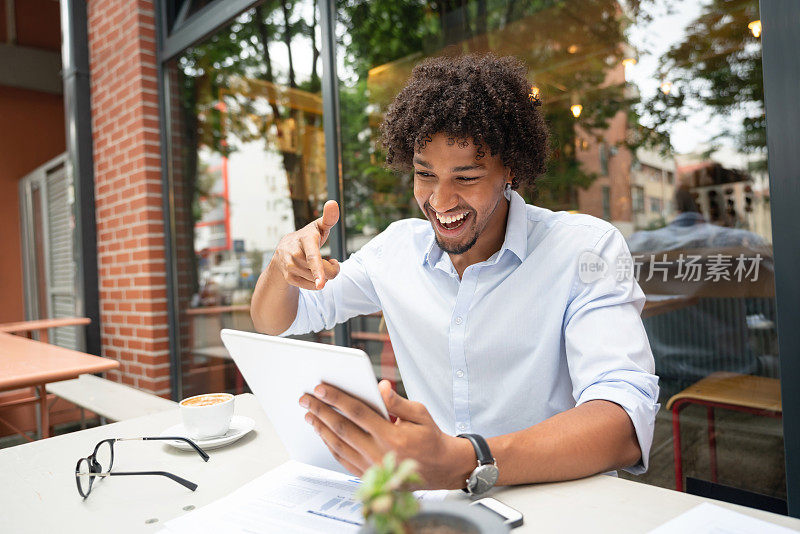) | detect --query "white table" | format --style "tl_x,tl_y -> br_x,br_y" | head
1,394 -> 798,533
